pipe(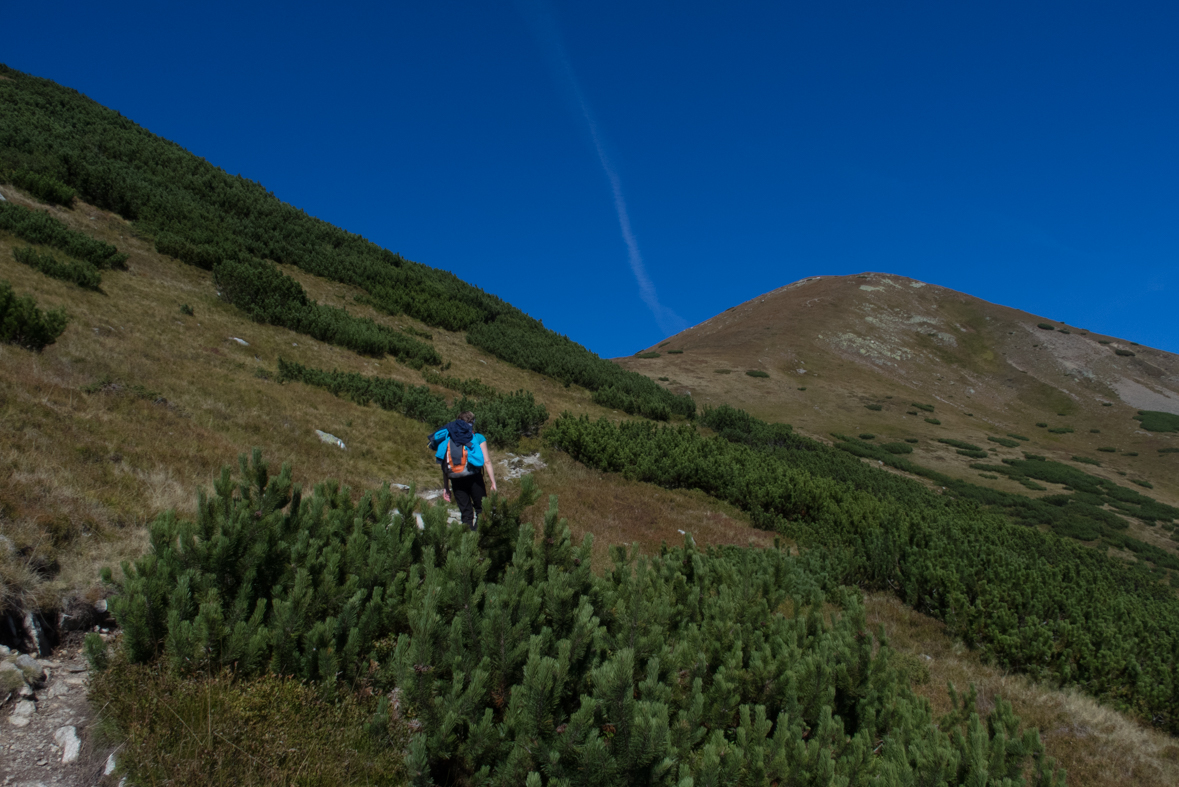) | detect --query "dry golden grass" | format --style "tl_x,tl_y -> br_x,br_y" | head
866,593 -> 1179,786
521,450 -> 777,569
